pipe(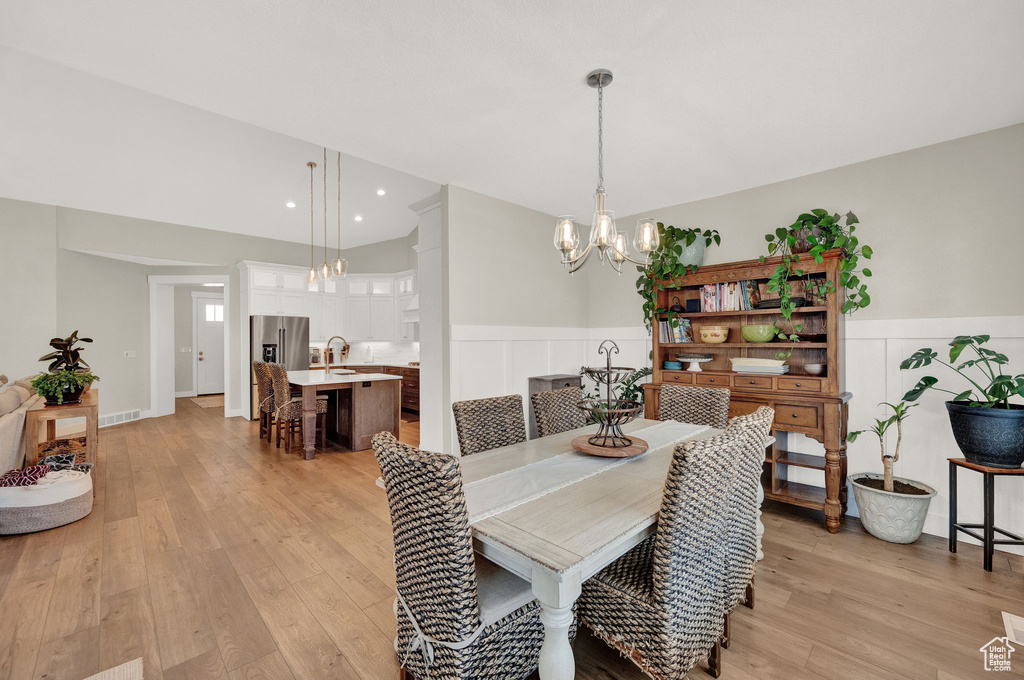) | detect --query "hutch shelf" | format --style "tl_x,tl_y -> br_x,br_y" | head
642,249 -> 853,533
